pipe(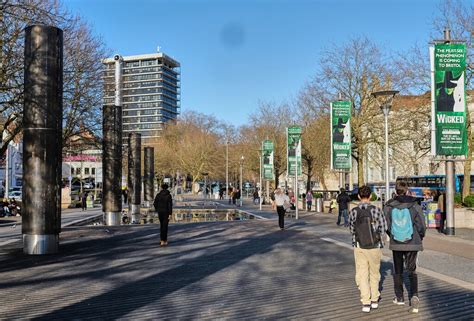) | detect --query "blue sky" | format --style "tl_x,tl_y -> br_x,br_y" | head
65,0 -> 438,126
